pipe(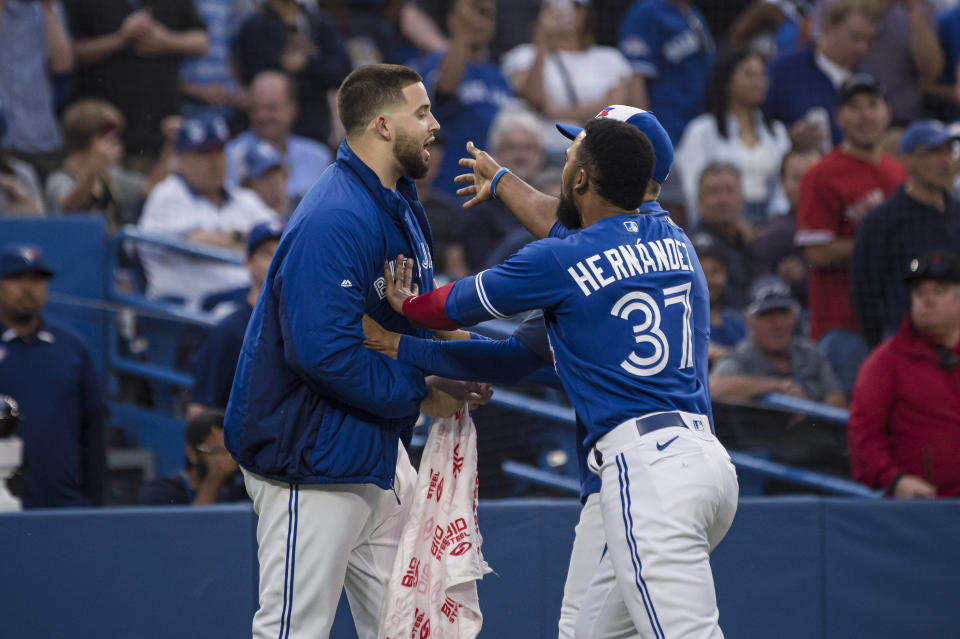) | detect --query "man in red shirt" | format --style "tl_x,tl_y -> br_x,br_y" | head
848,251 -> 960,498
795,73 -> 906,394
